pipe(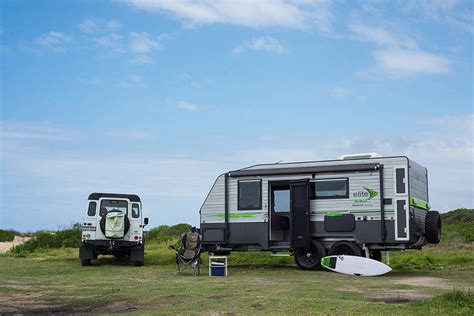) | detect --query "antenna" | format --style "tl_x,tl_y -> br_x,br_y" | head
274,160 -> 283,164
